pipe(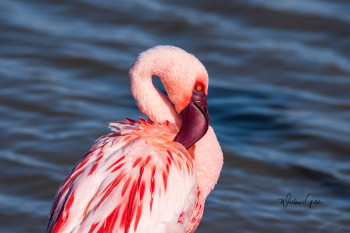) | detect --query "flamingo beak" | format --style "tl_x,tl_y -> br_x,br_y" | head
174,88 -> 209,149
